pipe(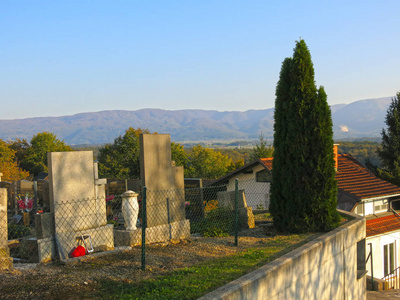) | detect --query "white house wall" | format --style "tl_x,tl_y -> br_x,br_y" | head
366,230 -> 400,280
226,165 -> 270,209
